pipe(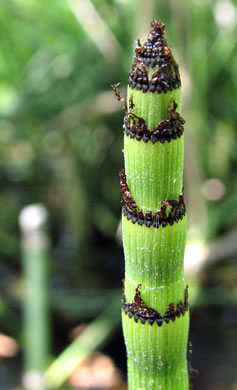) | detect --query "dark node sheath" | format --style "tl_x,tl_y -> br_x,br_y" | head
122,284 -> 189,326
124,99 -> 185,144
119,170 -> 186,228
